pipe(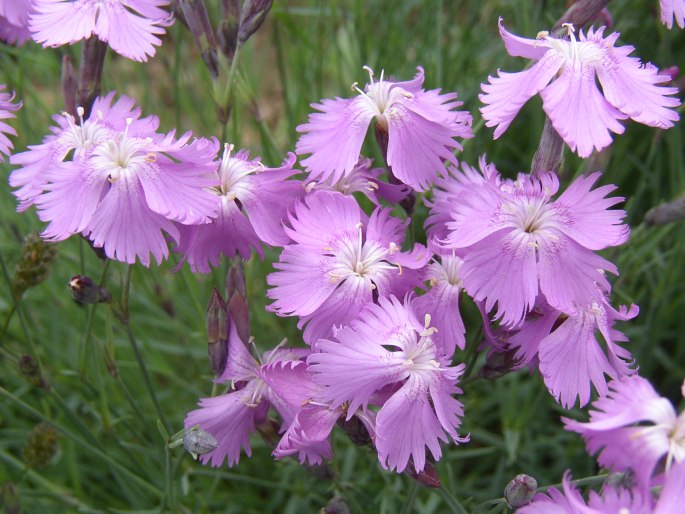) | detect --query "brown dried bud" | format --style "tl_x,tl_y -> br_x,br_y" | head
0,482 -> 21,514
22,423 -> 60,469
11,235 -> 57,298
18,355 -> 49,390
68,275 -> 111,304
479,348 -> 521,380
504,474 -> 538,508
337,415 -> 372,447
